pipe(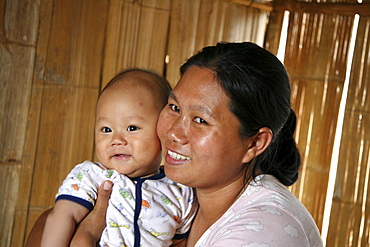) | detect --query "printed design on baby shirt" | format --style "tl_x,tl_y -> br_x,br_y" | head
108,219 -> 130,229
105,170 -> 114,178
71,184 -> 79,191
173,215 -> 180,222
149,228 -> 170,237
119,189 -> 133,200
117,243 -> 128,247
76,171 -> 83,181
156,211 -> 167,218
142,200 -> 150,209
161,196 -> 173,205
